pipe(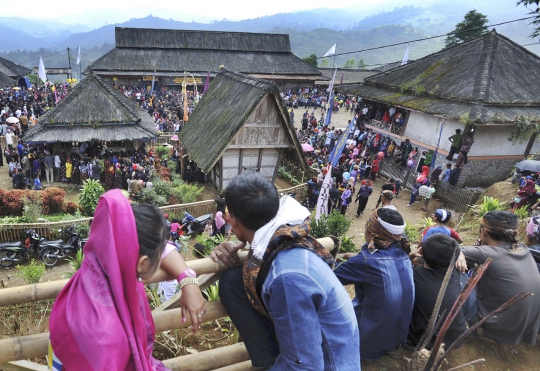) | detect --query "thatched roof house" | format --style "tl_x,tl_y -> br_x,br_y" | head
0,57 -> 31,79
339,30 -> 540,187
0,70 -> 15,88
179,69 -> 309,190
24,72 -> 156,144
341,30 -> 540,124
316,68 -> 378,86
88,27 -> 323,89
